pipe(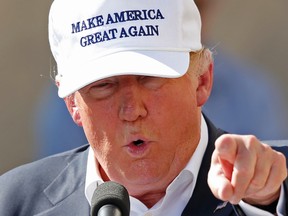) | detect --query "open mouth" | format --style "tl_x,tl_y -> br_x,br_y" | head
126,138 -> 150,156
132,139 -> 144,146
